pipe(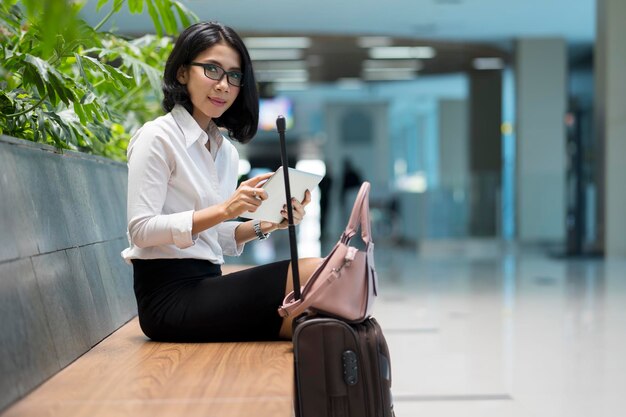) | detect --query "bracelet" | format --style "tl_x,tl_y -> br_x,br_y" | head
253,220 -> 271,240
